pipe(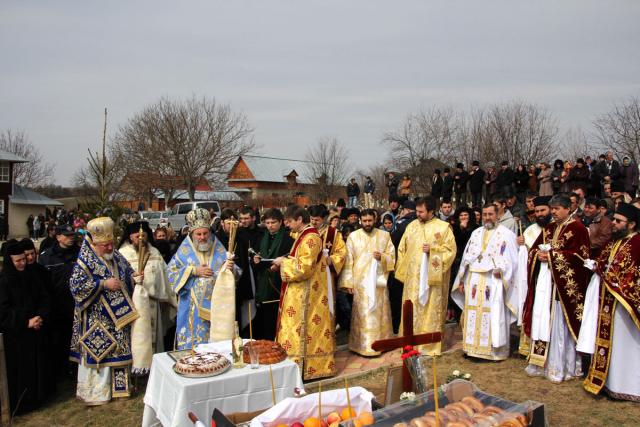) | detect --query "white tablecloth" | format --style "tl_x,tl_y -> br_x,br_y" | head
142,352 -> 304,427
